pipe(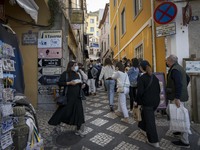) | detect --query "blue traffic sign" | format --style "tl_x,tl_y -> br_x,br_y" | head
154,2 -> 177,24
